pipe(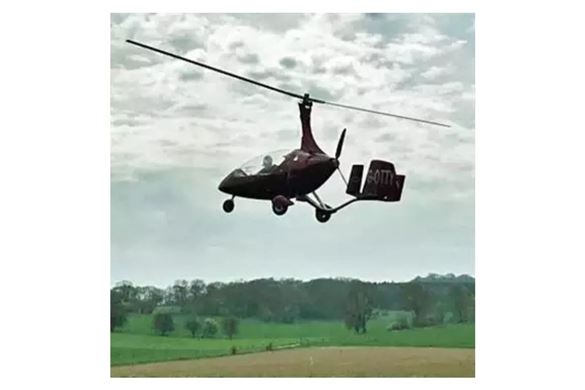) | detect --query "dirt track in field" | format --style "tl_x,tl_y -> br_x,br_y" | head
111,346 -> 475,377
